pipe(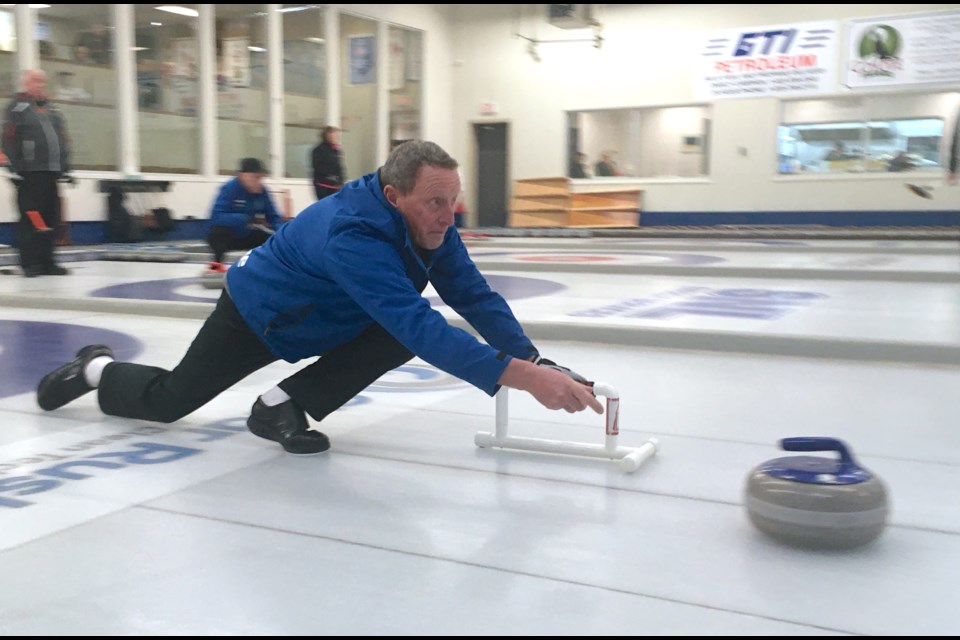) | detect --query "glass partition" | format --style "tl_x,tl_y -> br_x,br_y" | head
567,105 -> 711,179
215,4 -> 269,175
281,4 -> 327,179
778,93 -> 956,175
37,4 -> 117,170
